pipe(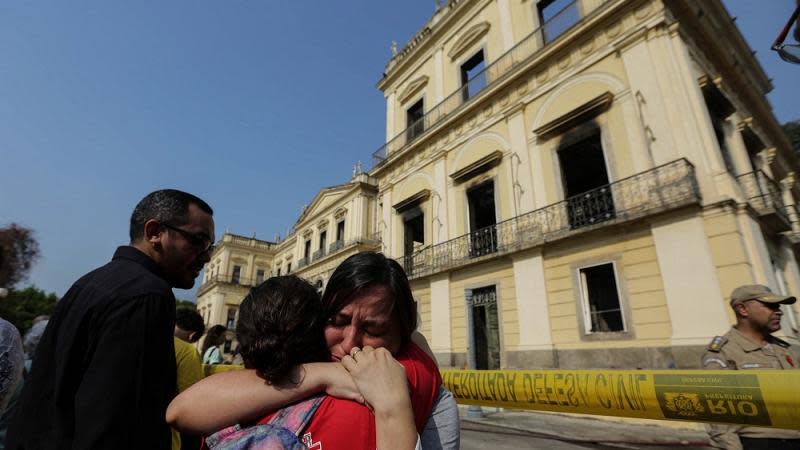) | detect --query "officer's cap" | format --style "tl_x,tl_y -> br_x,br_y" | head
730,284 -> 796,307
